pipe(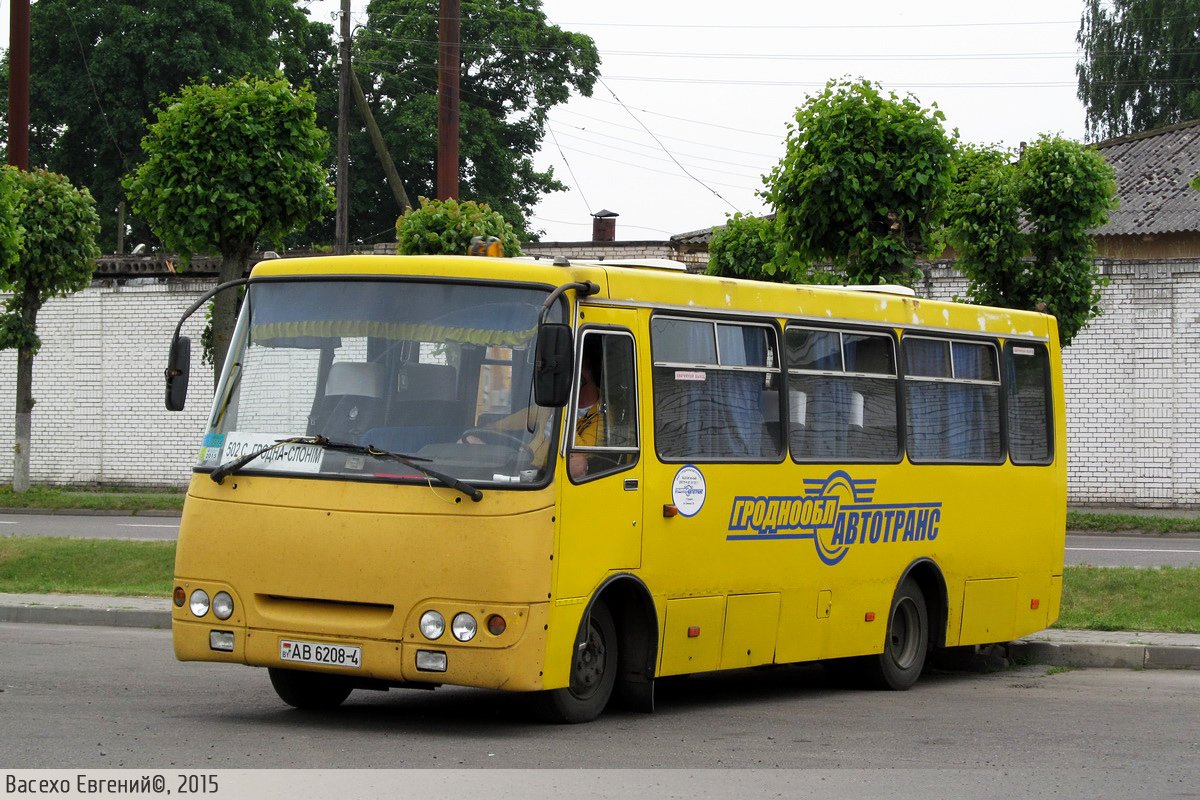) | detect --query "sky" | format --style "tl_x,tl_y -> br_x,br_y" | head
5,0 -> 1092,243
